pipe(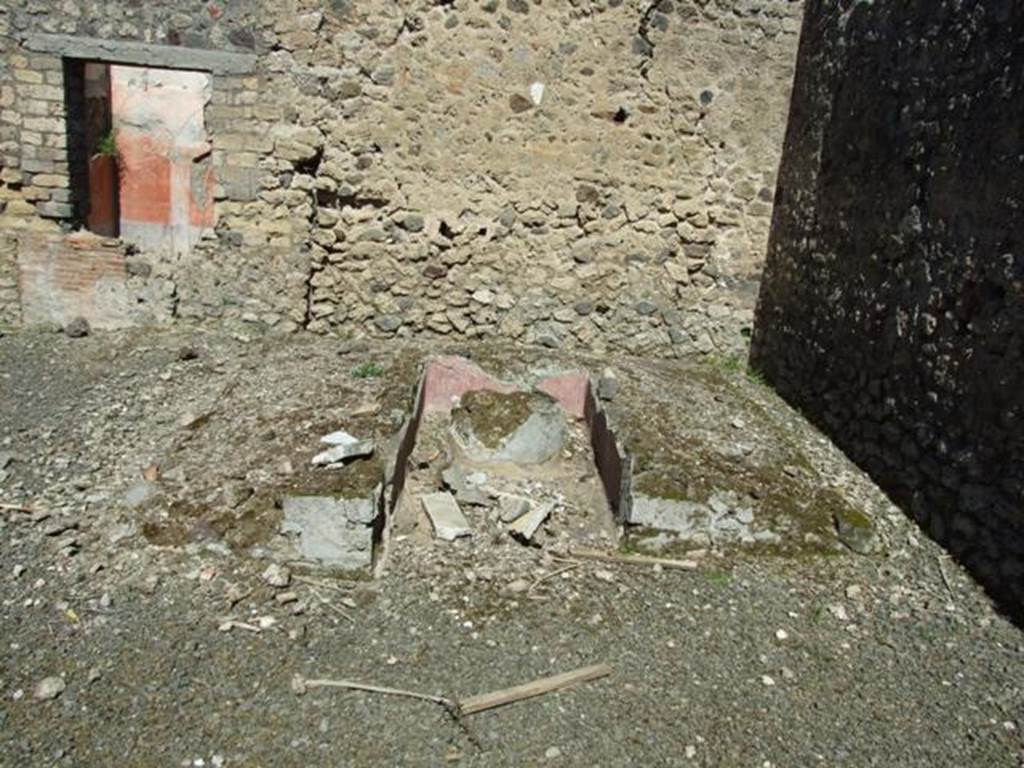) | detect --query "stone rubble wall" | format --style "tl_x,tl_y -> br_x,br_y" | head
0,0 -> 803,357
0,233 -> 18,326
752,1 -> 1024,617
